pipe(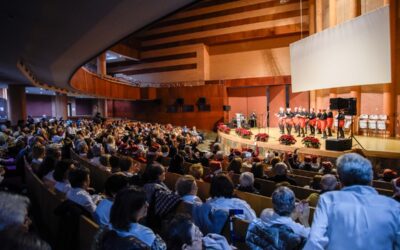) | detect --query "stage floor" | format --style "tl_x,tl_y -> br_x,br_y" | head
223,127 -> 400,158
